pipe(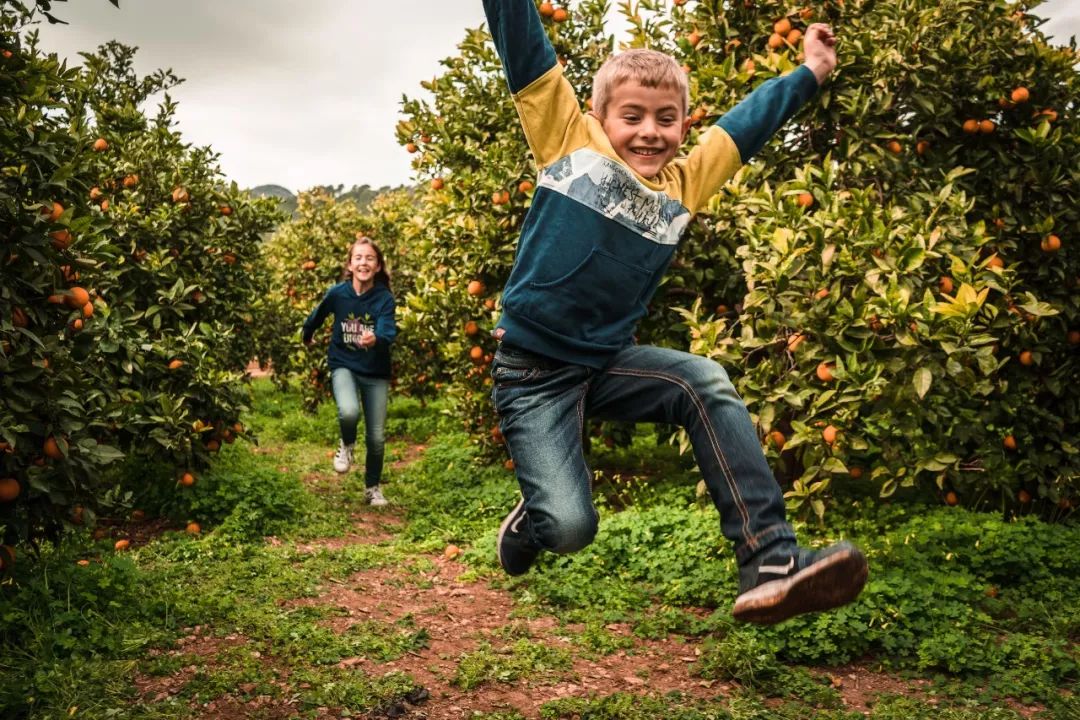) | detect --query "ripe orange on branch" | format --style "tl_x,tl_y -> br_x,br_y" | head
0,478 -> 20,502
816,362 -> 835,382
1040,234 -> 1061,253
467,280 -> 485,297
